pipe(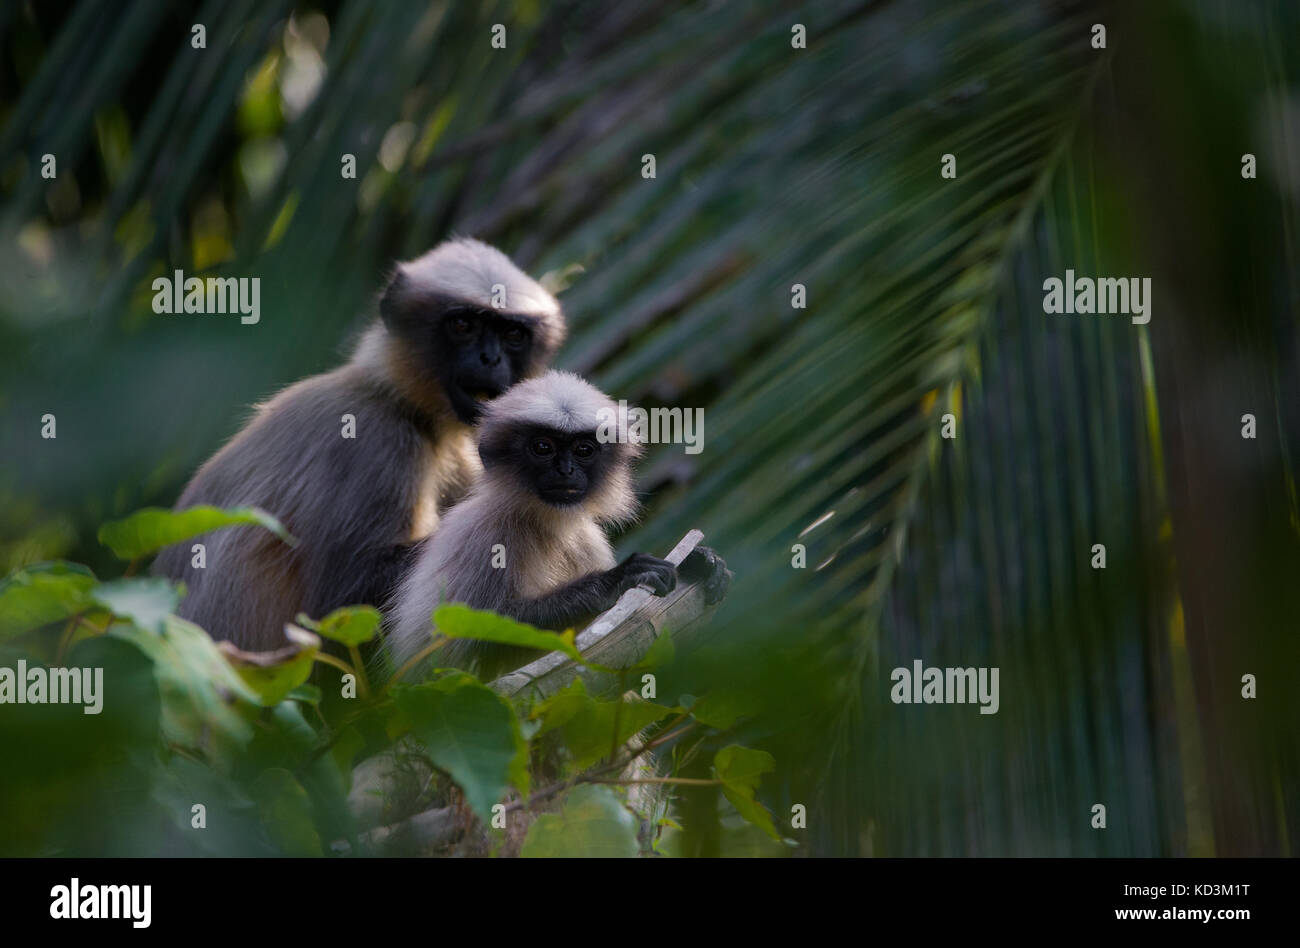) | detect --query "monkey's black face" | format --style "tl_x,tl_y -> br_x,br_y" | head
482,425 -> 610,507
436,308 -> 536,424
381,280 -> 539,424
